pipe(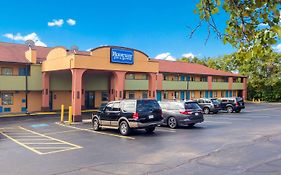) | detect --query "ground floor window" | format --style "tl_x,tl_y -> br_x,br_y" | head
233,91 -> 237,97
128,91 -> 135,99
1,93 -> 13,105
163,91 -> 168,99
200,91 -> 204,98
101,91 -> 108,101
142,91 -> 148,98
174,91 -> 179,99
191,91 -> 195,99
214,91 -> 218,98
